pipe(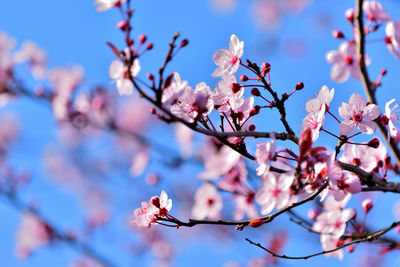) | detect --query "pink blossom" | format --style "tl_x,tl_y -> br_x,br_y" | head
382,98 -> 400,142
233,192 -> 258,220
0,32 -> 15,94
363,1 -> 391,22
210,0 -> 238,13
95,0 -> 126,12
15,213 -> 52,259
362,198 -> 373,213
312,208 -> 355,238
340,143 -> 376,172
385,20 -> 400,59
199,145 -> 241,180
109,58 -> 141,96
305,85 -> 334,113
320,234 -> 344,260
174,123 -> 194,158
338,94 -> 380,135
132,191 -> 172,228
170,82 -> 214,123
162,72 -> 188,105
255,172 -> 294,215
13,41 -> 47,79
213,73 -> 243,113
212,34 -> 244,77
217,159 -> 247,192
255,136 -> 276,176
132,201 -> 158,228
326,42 -> 370,83
192,183 -> 223,219
130,148 -> 149,177
230,96 -> 254,123
303,104 -> 326,142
